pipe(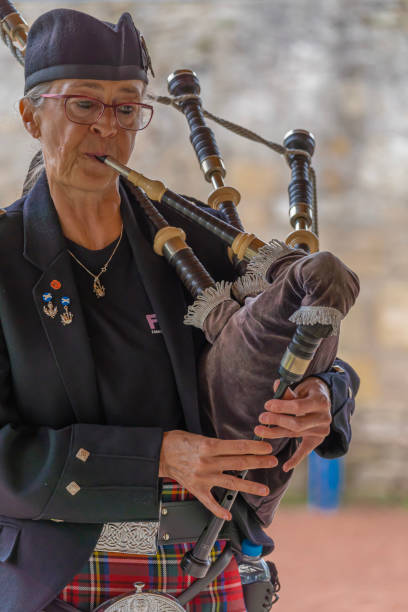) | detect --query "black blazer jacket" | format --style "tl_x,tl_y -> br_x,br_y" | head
0,173 -> 359,612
